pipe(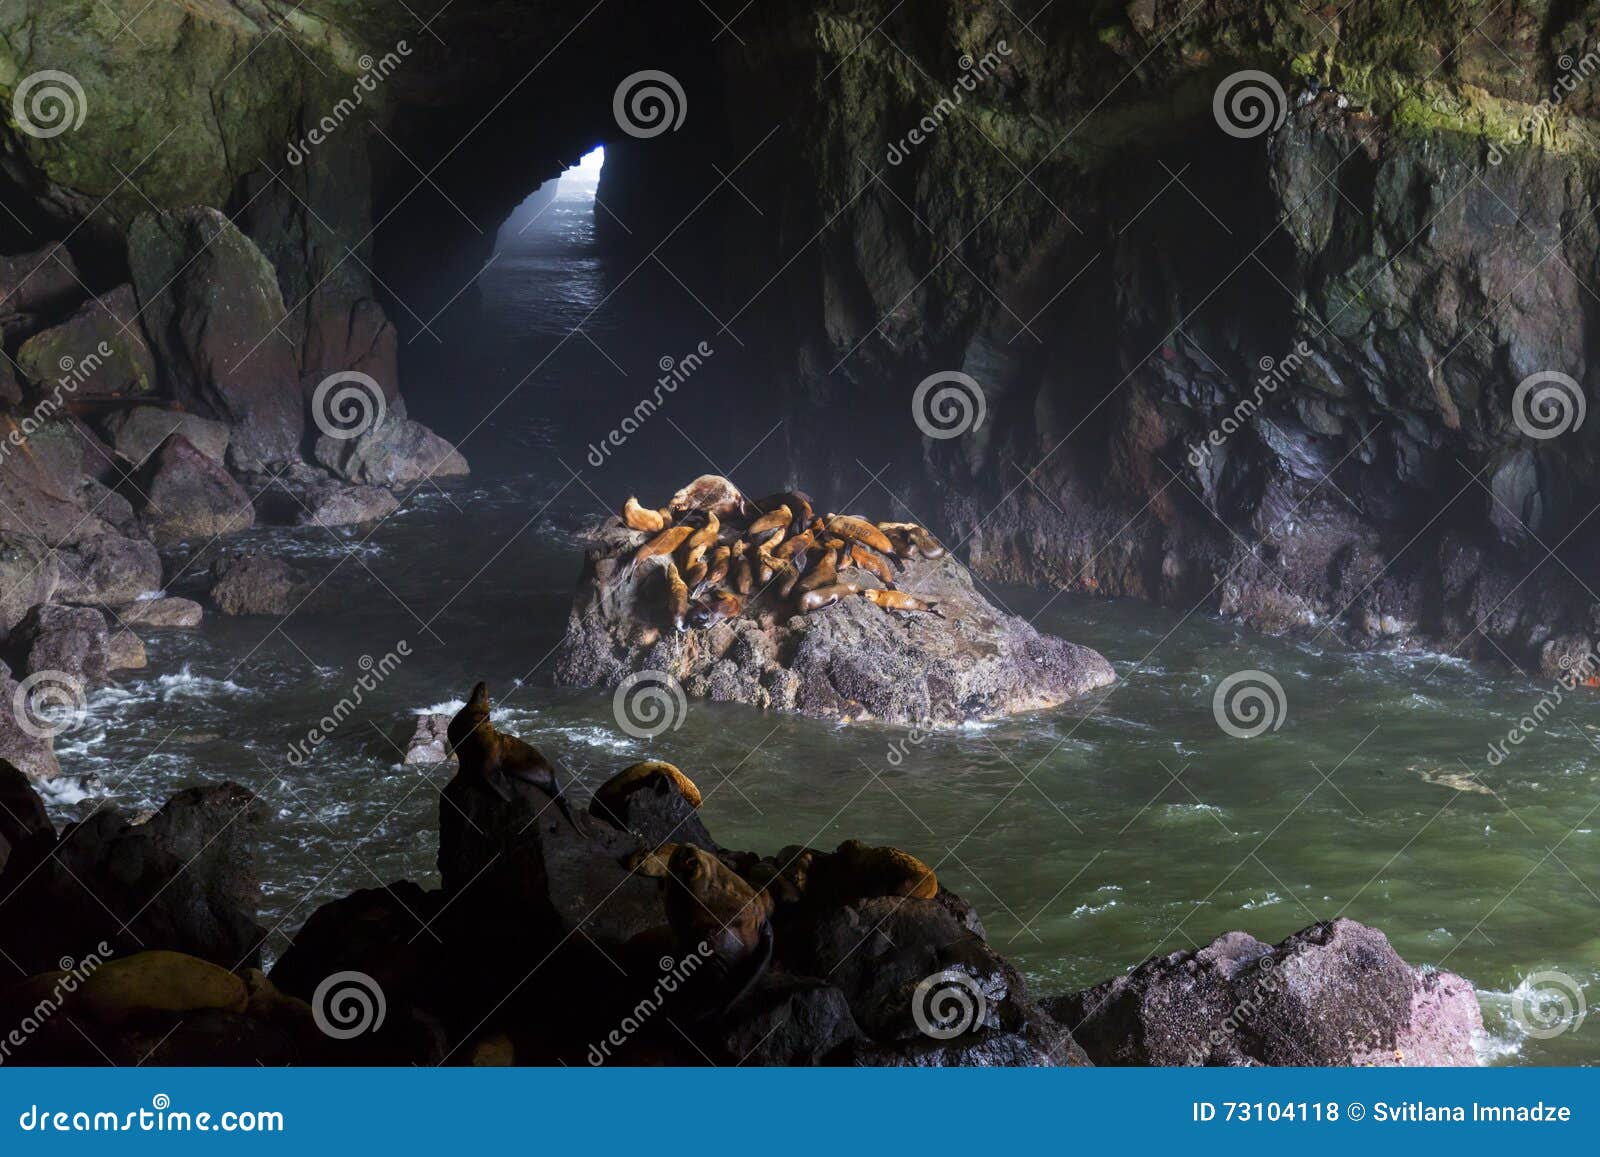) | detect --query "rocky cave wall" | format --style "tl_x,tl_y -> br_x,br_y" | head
6,1 -> 1600,672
